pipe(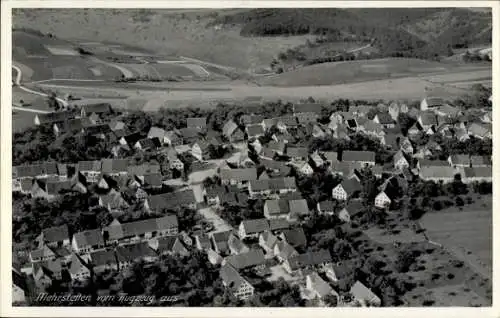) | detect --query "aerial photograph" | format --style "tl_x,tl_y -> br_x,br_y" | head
10,7 -> 492,307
